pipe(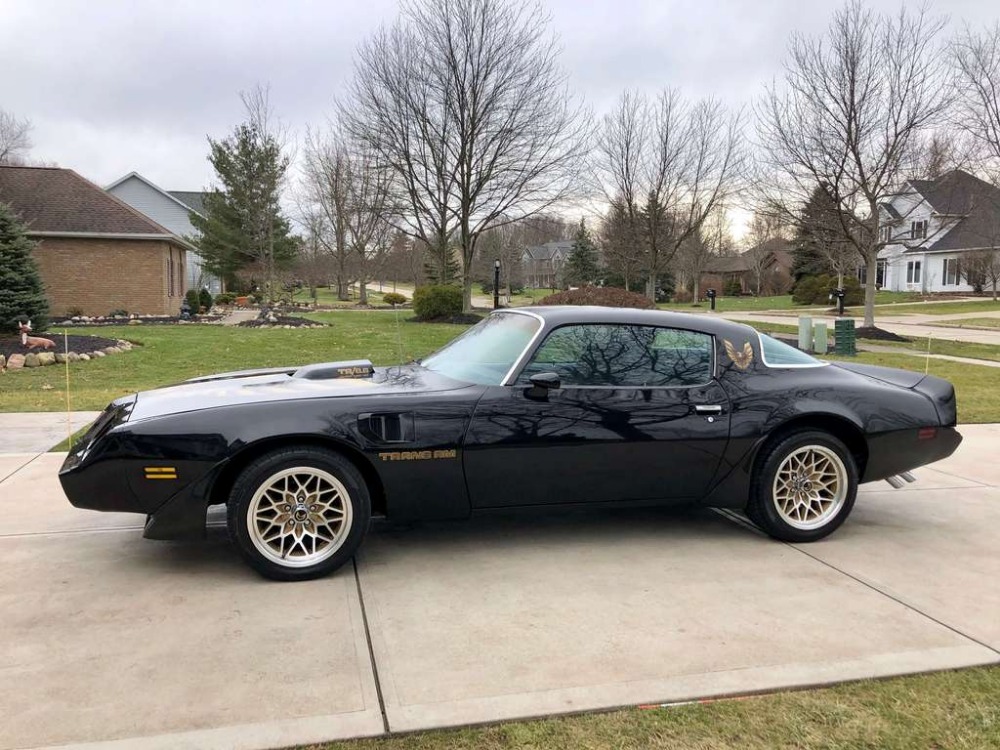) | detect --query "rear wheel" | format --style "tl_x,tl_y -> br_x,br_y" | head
747,430 -> 857,543
227,446 -> 371,581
